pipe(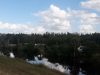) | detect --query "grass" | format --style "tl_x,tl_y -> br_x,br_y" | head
0,56 -> 66,75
